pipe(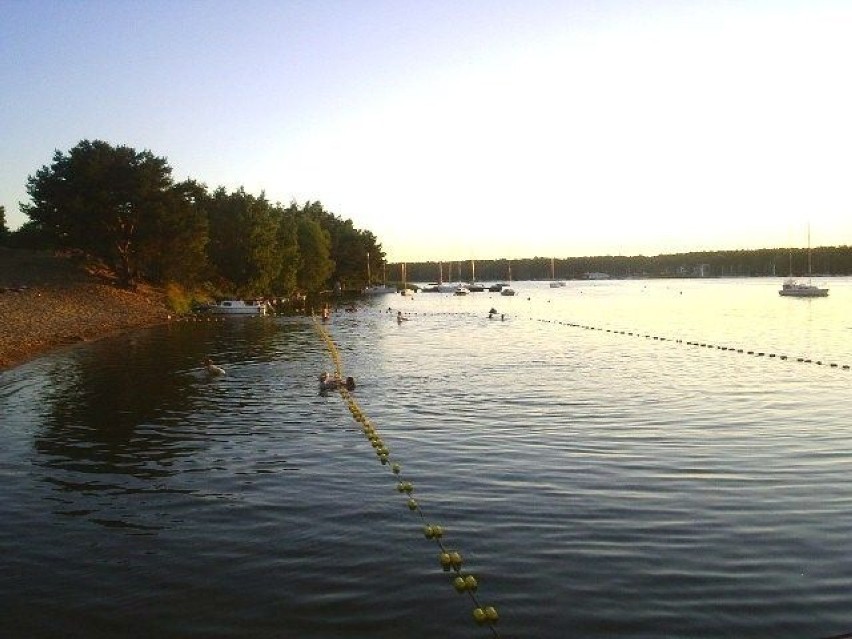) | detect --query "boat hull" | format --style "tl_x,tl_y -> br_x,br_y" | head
207,300 -> 267,315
